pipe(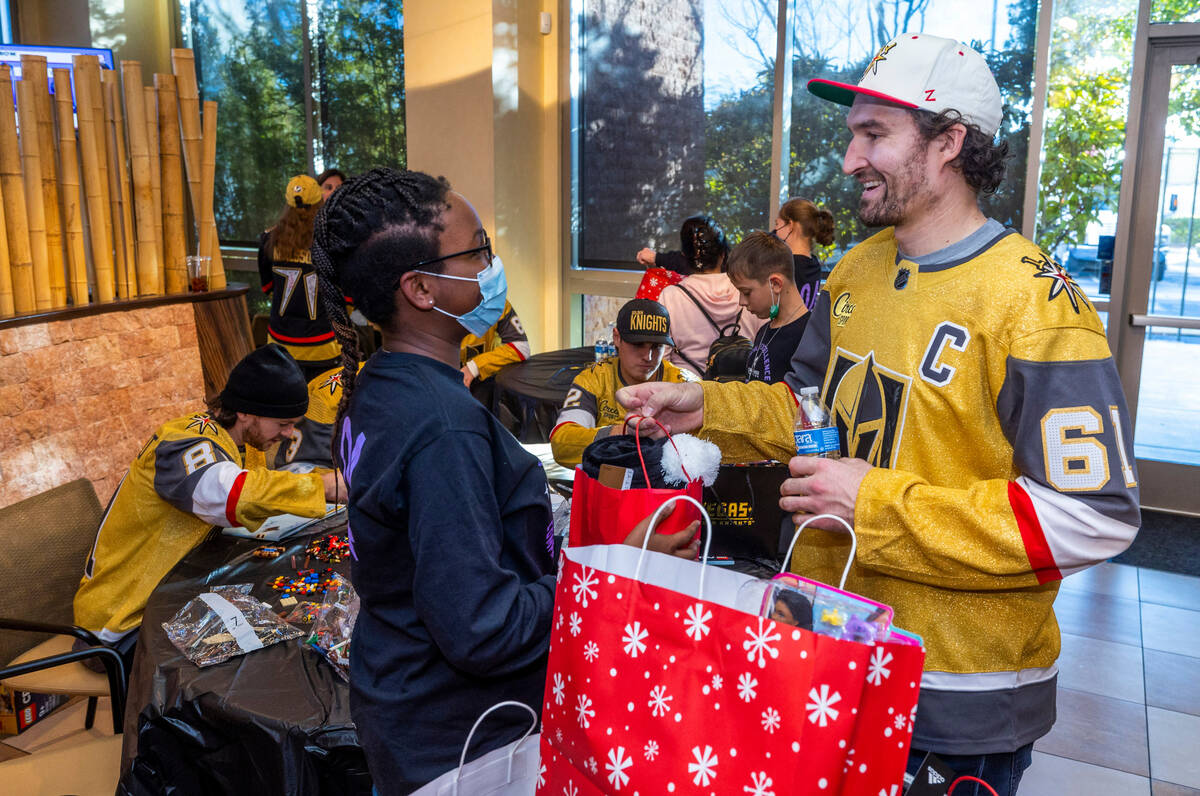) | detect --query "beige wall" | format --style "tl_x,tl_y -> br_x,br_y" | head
406,0 -> 562,353
14,0 -> 174,76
